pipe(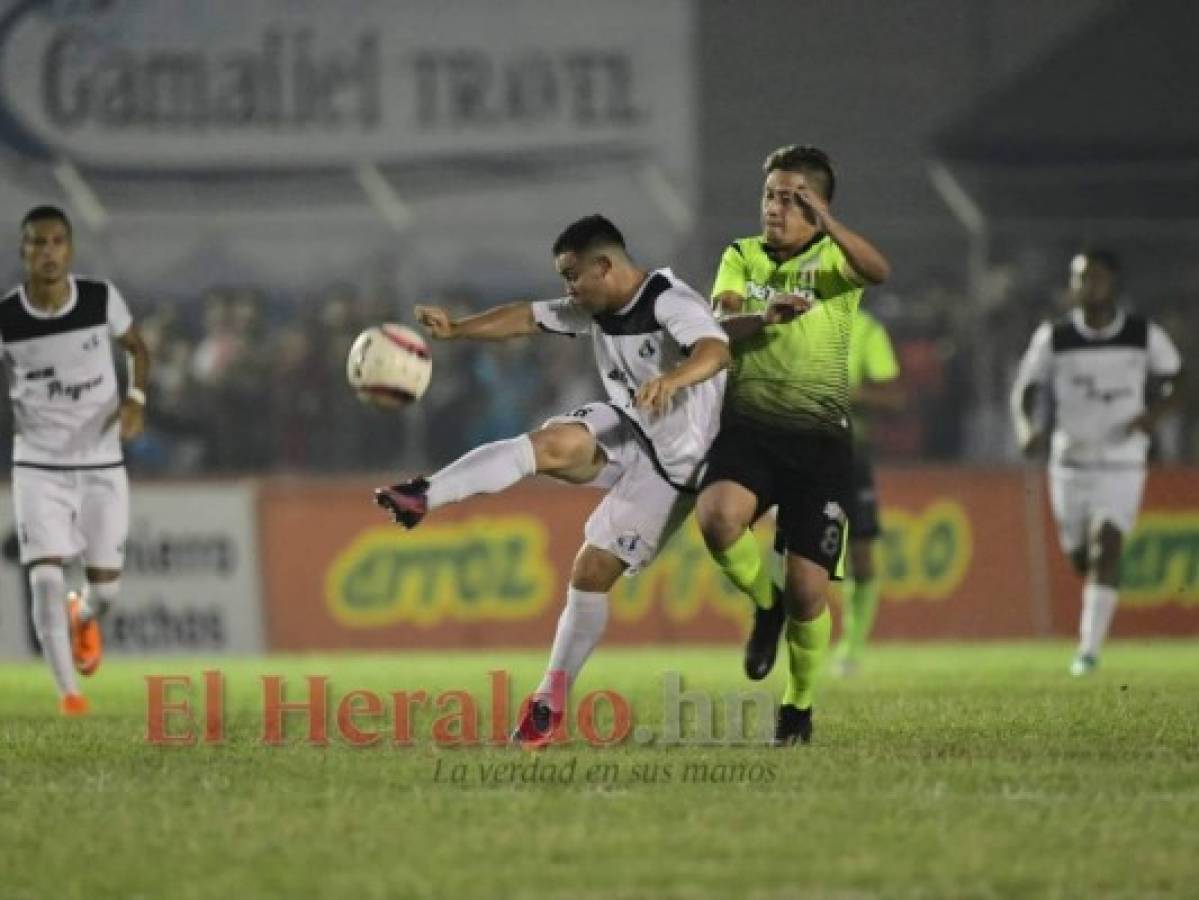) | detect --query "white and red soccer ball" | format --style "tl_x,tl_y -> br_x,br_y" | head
346,324 -> 432,409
